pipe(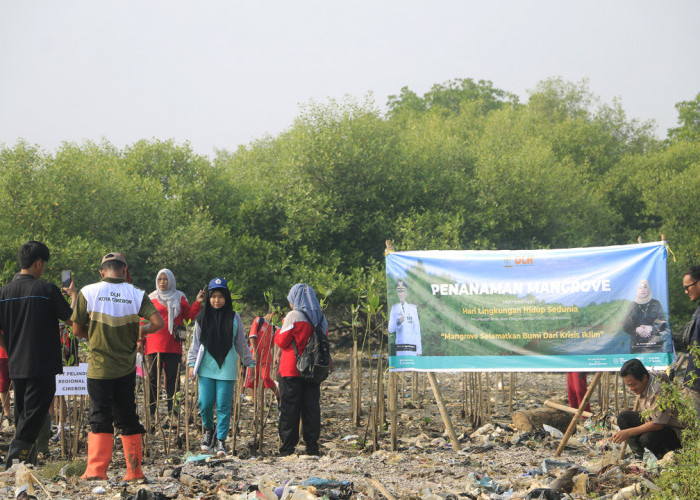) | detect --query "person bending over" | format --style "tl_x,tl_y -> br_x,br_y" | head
612,358 -> 683,459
